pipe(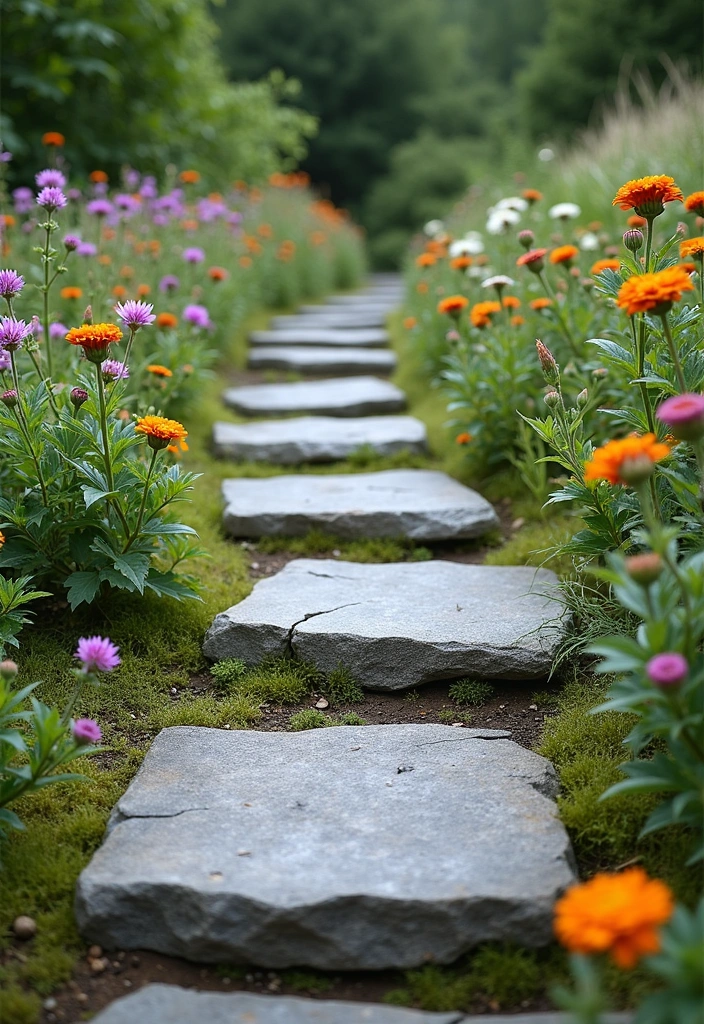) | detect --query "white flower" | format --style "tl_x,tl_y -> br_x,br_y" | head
486,208 -> 521,234
549,202 -> 581,220
482,275 -> 515,289
495,196 -> 528,213
467,265 -> 488,278
423,219 -> 445,237
538,148 -> 555,162
450,233 -> 484,257
579,232 -> 600,251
